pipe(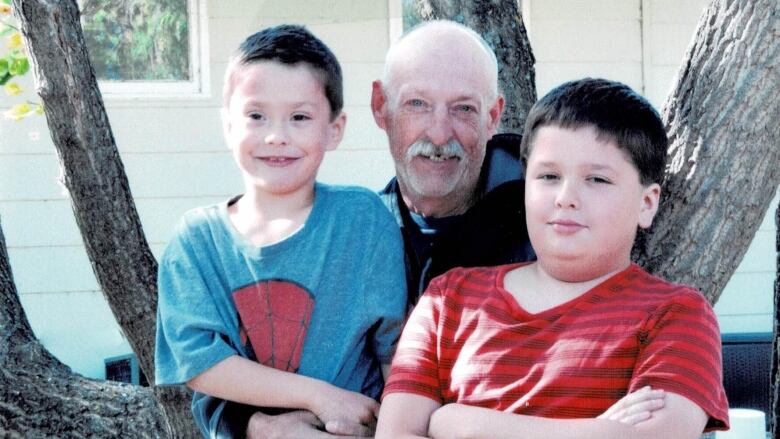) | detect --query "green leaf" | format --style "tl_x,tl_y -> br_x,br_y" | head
0,72 -> 11,86
8,57 -> 28,76
0,58 -> 7,76
1,0 -> 11,6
